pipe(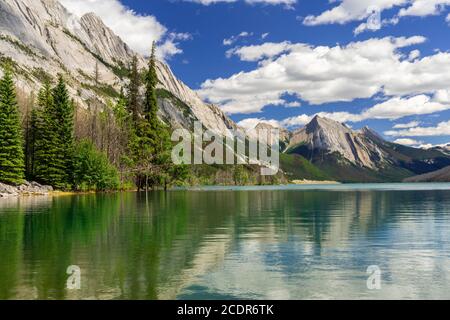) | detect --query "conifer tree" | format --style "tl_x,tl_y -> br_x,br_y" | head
32,77 -> 74,189
27,104 -> 38,179
125,44 -> 188,190
114,88 -> 129,124
144,42 -> 159,126
0,65 -> 25,185
24,91 -> 35,180
32,81 -> 64,186
142,42 -> 168,151
52,75 -> 74,188
132,43 -> 164,189
140,42 -> 187,189
127,55 -> 141,123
